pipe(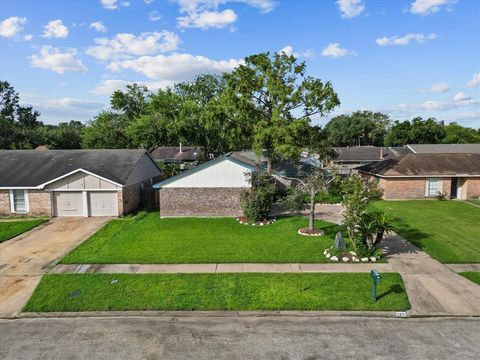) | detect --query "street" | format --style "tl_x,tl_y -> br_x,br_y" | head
1,316 -> 479,359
